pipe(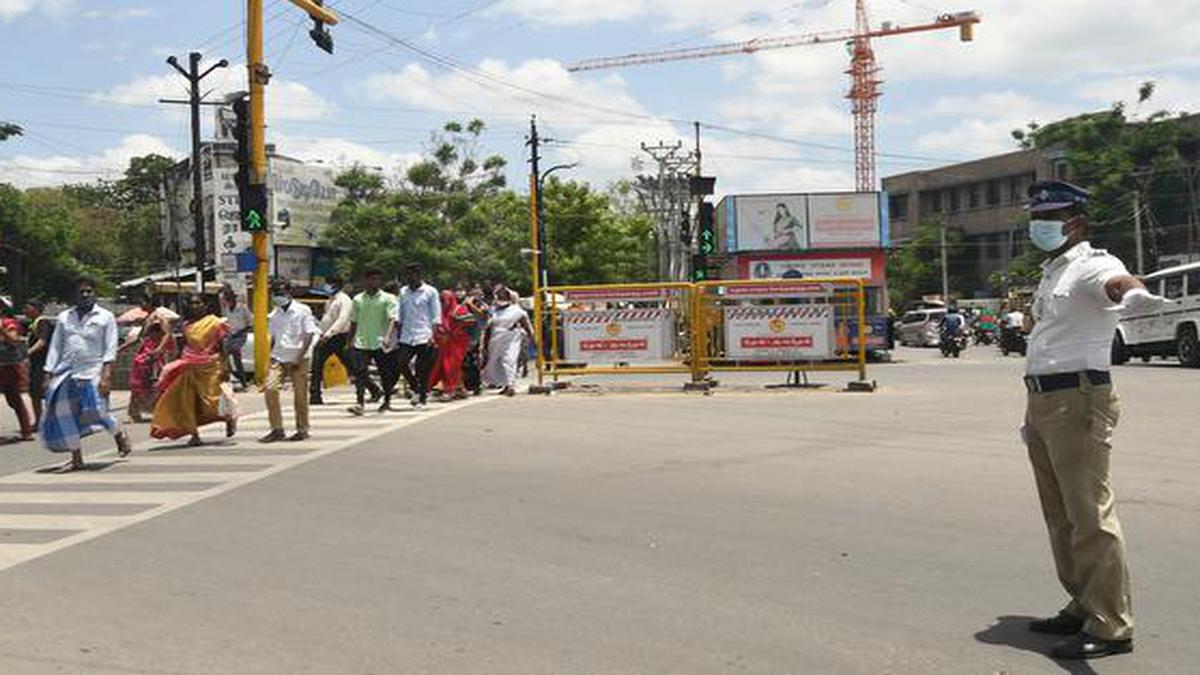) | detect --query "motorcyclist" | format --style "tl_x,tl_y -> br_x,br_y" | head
940,306 -> 966,341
